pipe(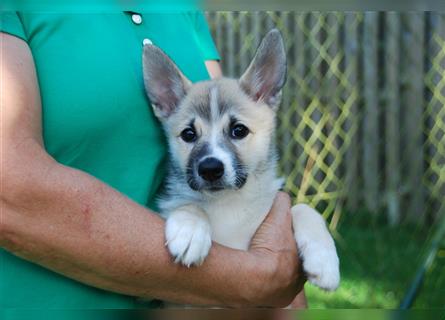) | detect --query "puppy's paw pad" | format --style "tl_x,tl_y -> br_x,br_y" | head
302,246 -> 340,291
165,213 -> 212,267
